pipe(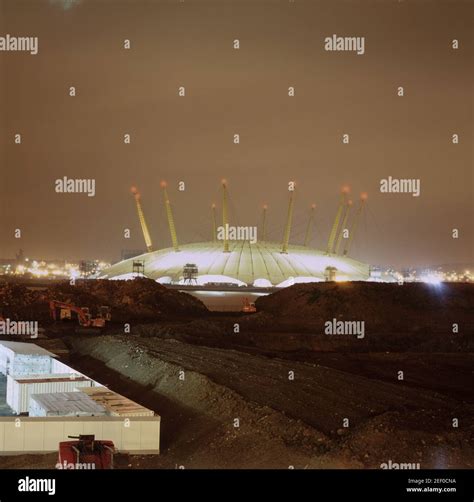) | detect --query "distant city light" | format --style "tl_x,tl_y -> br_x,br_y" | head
1,259 -> 111,279
0,256 -> 471,285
